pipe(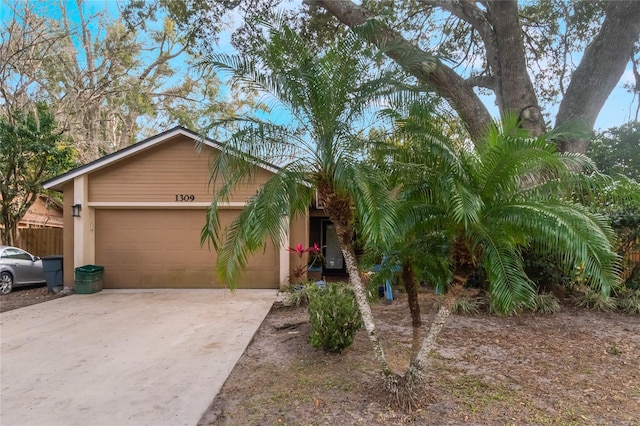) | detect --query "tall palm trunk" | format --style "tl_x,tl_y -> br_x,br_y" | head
318,179 -> 397,389
401,261 -> 421,327
319,180 -> 457,401
338,229 -> 395,384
